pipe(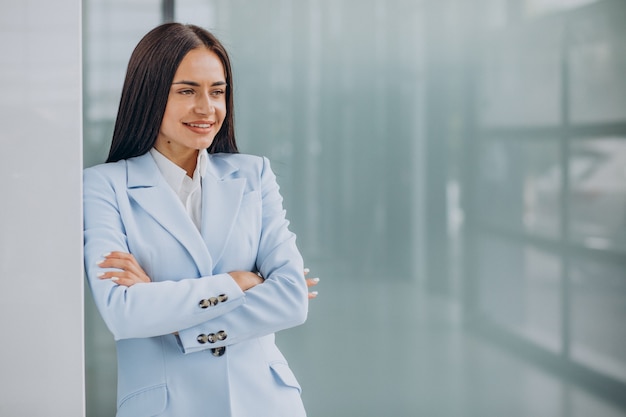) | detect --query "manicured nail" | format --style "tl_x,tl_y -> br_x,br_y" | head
96,259 -> 104,265
97,272 -> 105,278
102,252 -> 111,257
110,277 -> 119,282
310,291 -> 318,297
311,277 -> 320,283
303,268 -> 310,274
